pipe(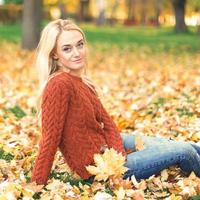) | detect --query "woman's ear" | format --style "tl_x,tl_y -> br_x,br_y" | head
52,53 -> 59,60
50,50 -> 59,60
